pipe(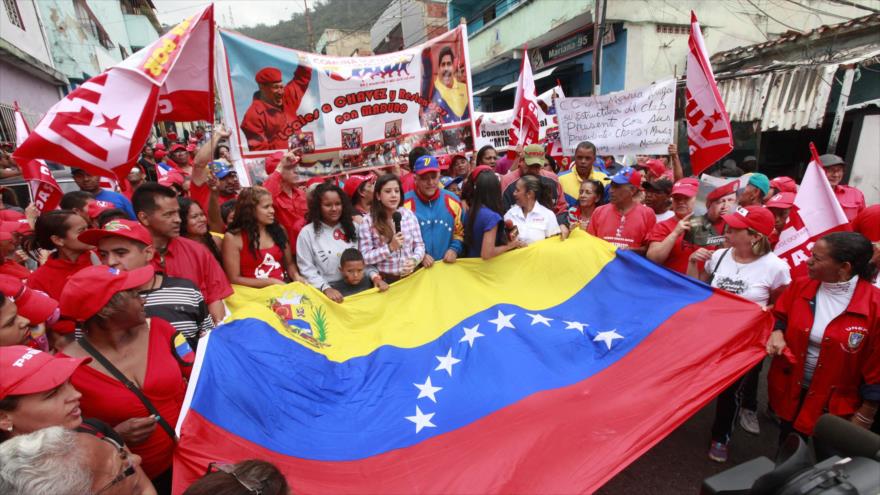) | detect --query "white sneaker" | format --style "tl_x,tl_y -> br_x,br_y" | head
739,409 -> 760,435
